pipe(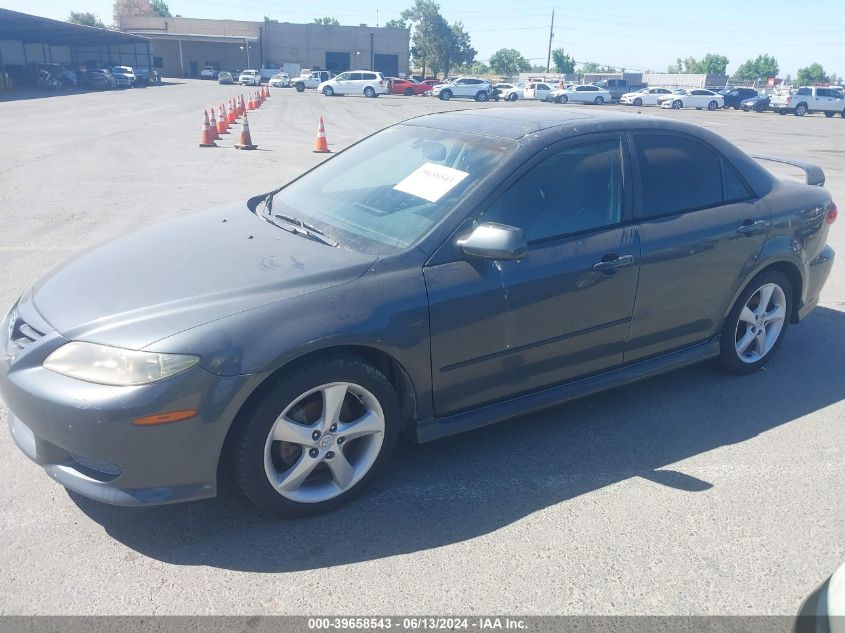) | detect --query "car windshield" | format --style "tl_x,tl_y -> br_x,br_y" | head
267,125 -> 514,254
